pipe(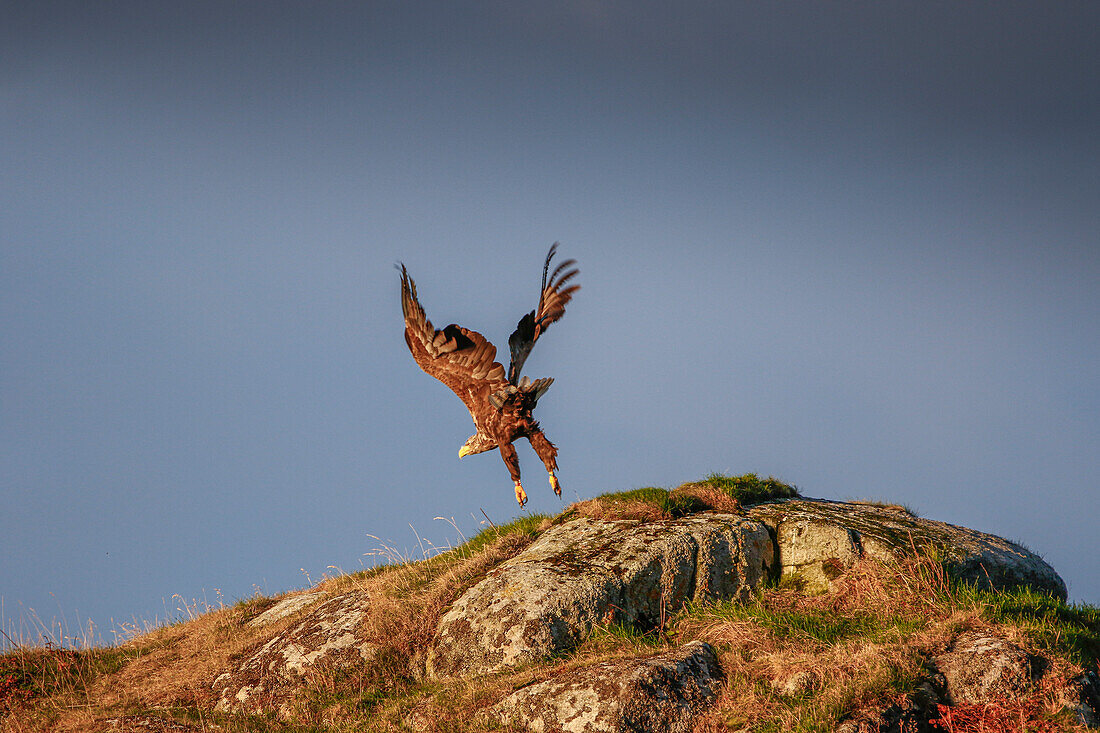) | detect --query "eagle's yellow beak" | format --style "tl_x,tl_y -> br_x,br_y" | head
458,445 -> 472,459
